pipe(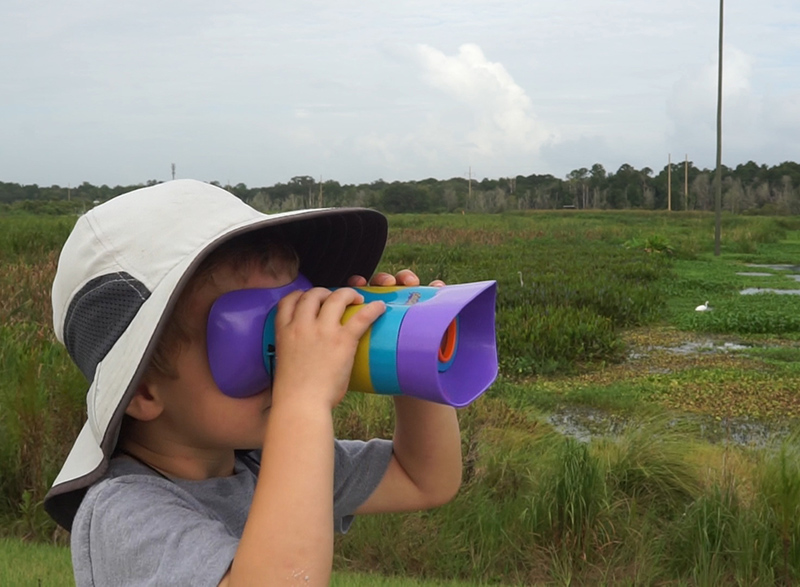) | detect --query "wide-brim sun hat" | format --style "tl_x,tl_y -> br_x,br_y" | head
44,179 -> 387,530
